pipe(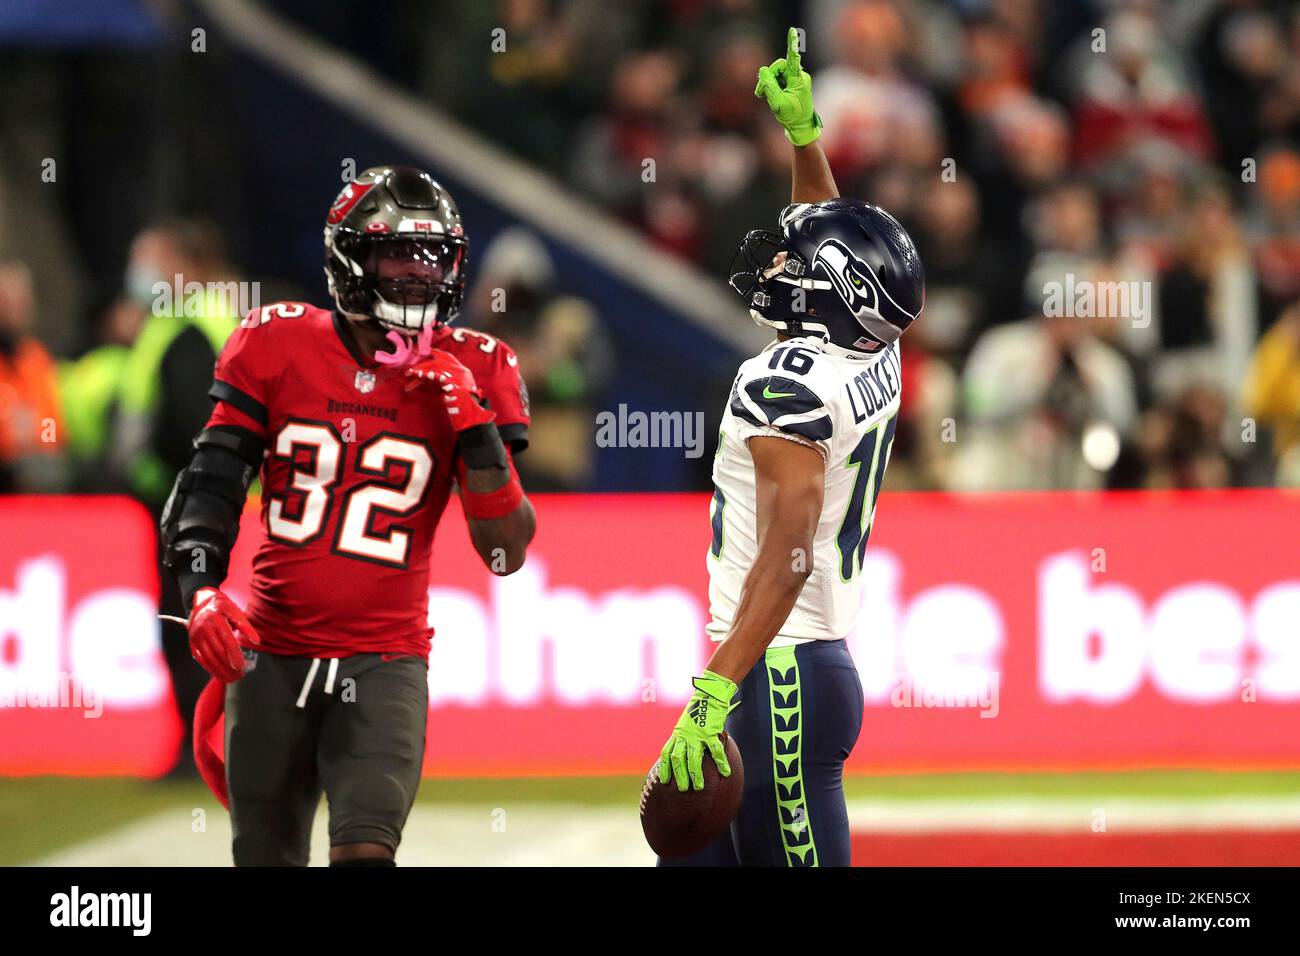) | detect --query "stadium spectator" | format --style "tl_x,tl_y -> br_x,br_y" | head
955,305 -> 1139,492
1249,147 -> 1300,330
1020,180 -> 1108,327
0,262 -> 64,493
467,228 -> 613,490
1135,384 -> 1242,489
453,0 -> 583,169
107,219 -> 239,506
955,10 -> 1033,119
1196,0 -> 1300,176
704,121 -> 793,276
56,294 -> 144,491
971,93 -> 1073,260
885,326 -> 960,492
109,219 -> 241,778
1112,142 -> 1195,273
913,173 -> 1022,353
571,49 -> 701,258
814,0 -> 941,190
1153,181 -> 1259,405
1068,7 -> 1214,175
1243,302 -> 1300,485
